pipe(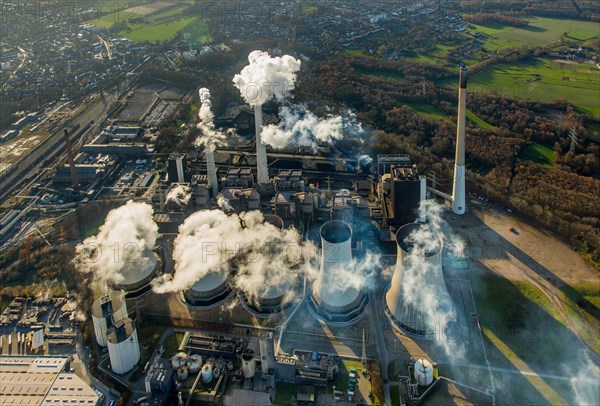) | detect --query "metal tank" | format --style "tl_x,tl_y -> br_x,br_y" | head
187,354 -> 202,373
171,352 -> 188,370
414,358 -> 434,386
177,366 -> 189,381
201,363 -> 213,383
